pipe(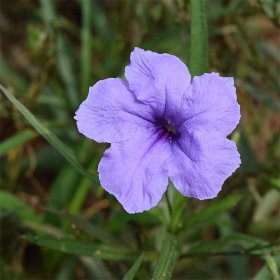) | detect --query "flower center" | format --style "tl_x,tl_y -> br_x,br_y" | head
154,117 -> 180,141
163,122 -> 177,135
